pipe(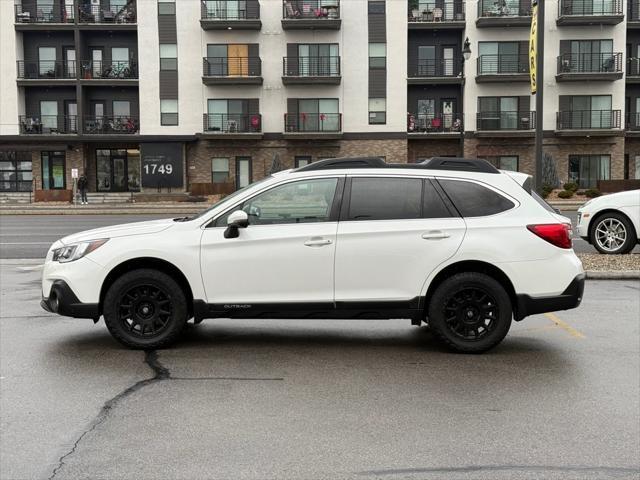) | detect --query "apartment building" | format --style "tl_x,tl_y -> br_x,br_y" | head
0,0 -> 637,201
